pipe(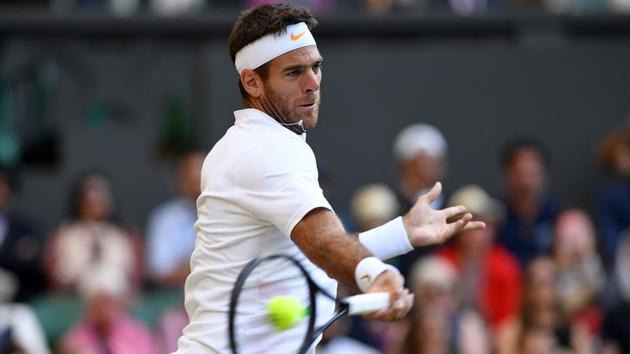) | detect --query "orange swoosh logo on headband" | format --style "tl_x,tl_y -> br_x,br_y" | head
290,31 -> 307,41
